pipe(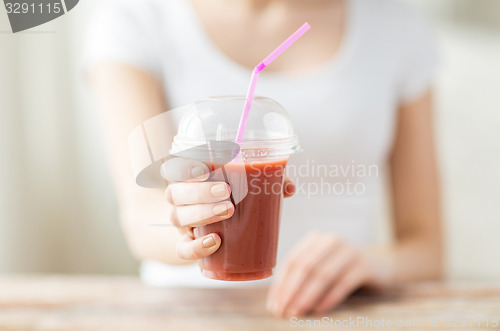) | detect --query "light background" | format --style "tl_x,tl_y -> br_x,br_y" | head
0,0 -> 499,278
